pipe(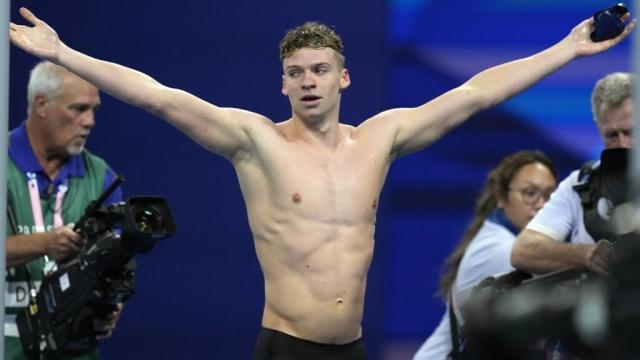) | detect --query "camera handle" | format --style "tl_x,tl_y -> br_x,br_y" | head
74,175 -> 125,232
